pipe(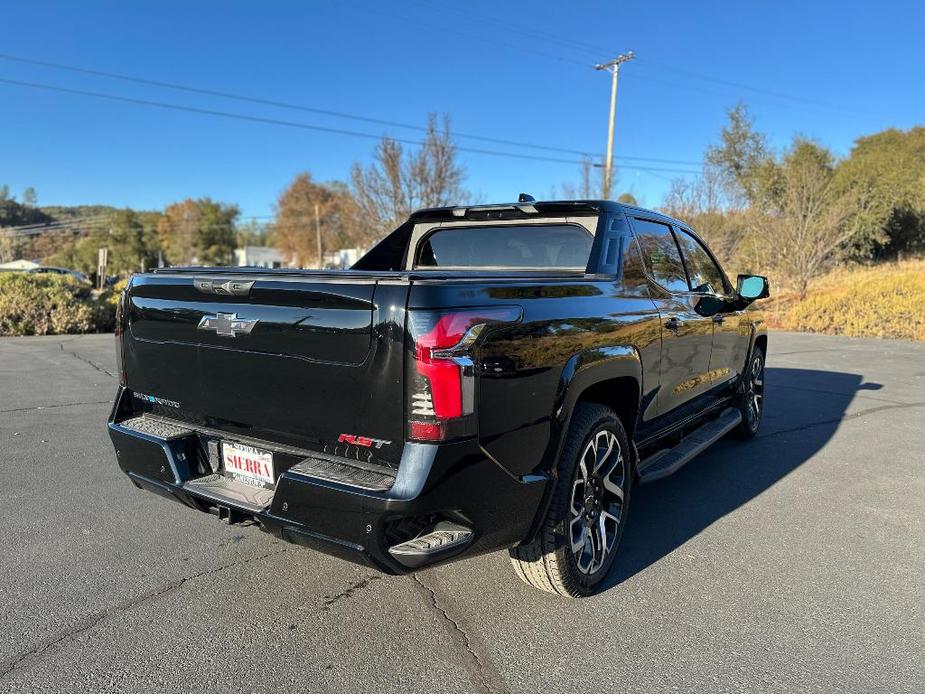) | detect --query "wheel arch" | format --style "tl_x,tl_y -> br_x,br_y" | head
517,346 -> 642,548
553,345 -> 643,464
